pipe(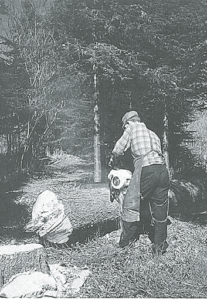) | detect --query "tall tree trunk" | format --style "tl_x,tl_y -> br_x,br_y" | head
7,133 -> 12,156
93,64 -> 101,182
162,107 -> 170,176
